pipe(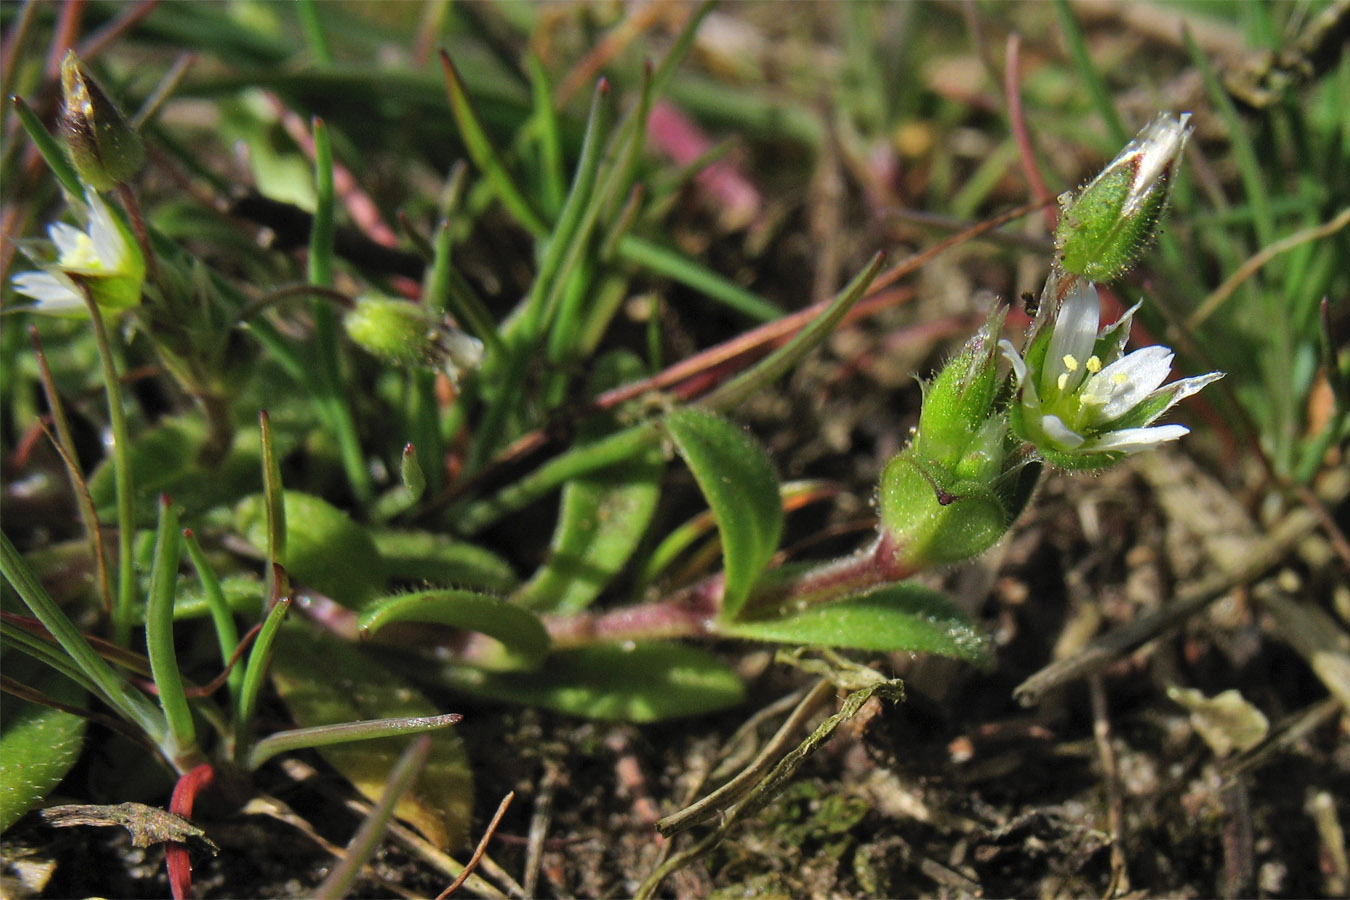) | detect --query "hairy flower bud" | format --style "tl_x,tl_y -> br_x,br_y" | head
912,309 -> 1006,470
874,309 -> 1021,570
1055,114 -> 1191,281
58,51 -> 145,191
343,294 -> 484,381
